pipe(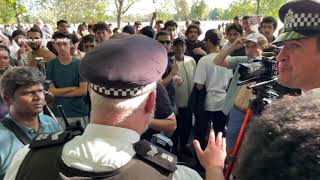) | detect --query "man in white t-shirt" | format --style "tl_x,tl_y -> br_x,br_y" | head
171,37 -> 196,155
194,29 -> 233,148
